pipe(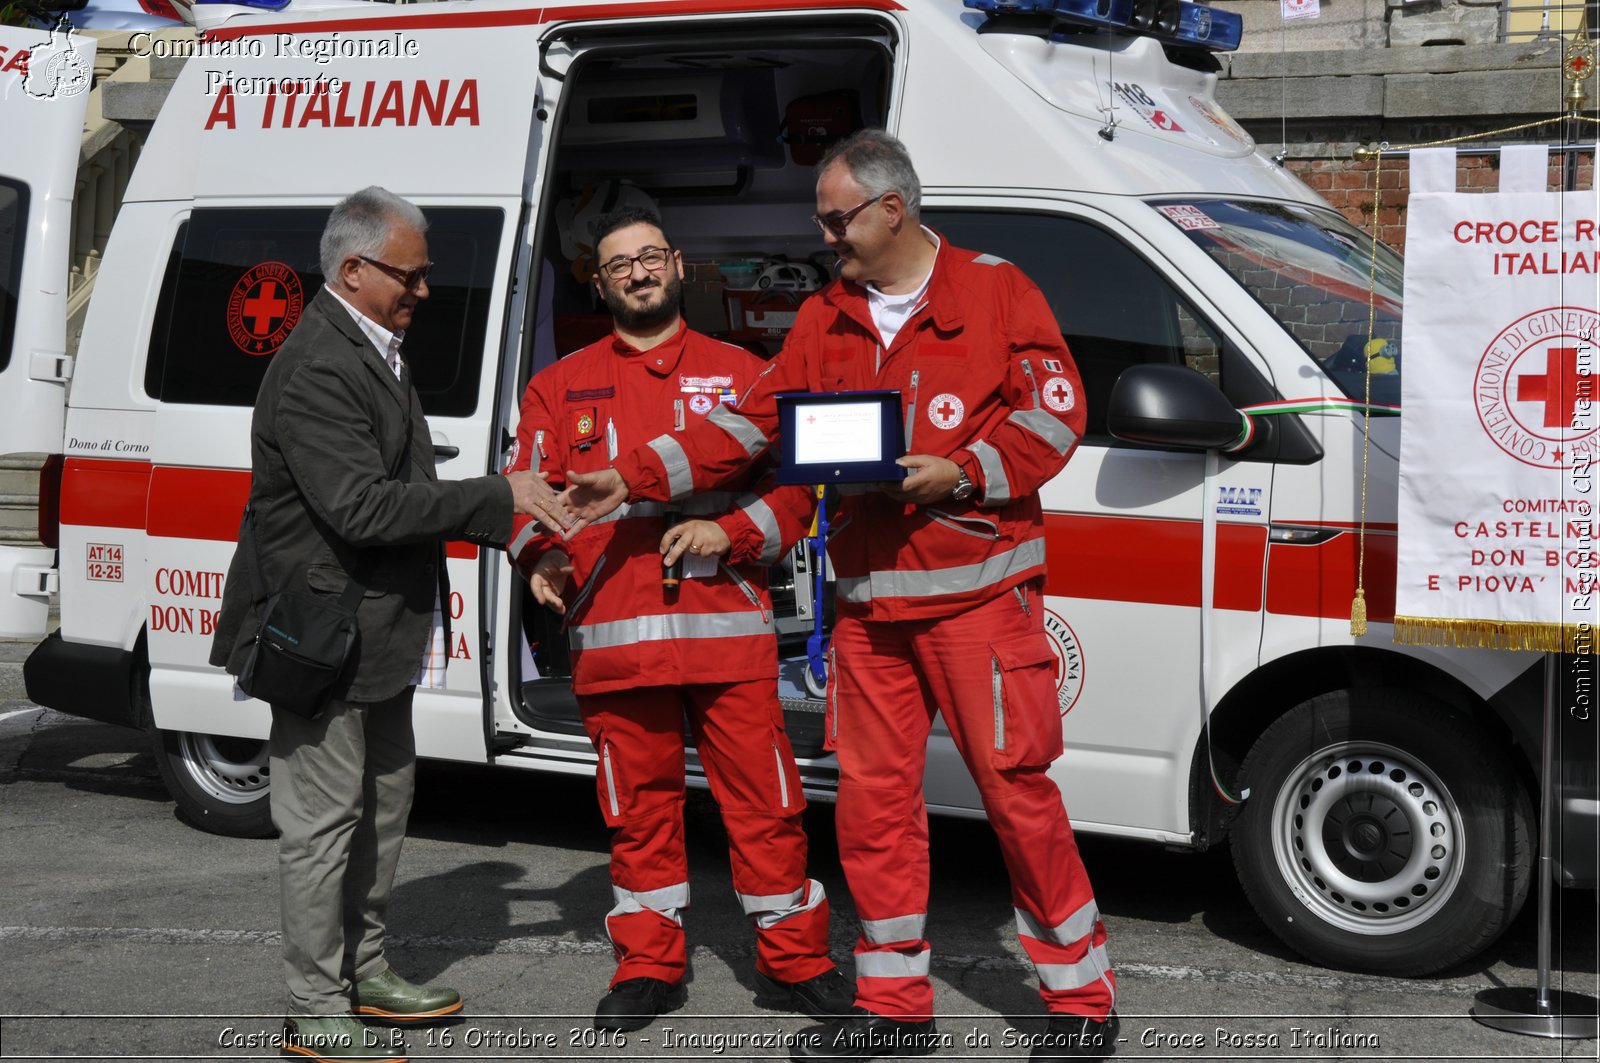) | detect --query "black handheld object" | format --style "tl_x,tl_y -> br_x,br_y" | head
662,511 -> 685,592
